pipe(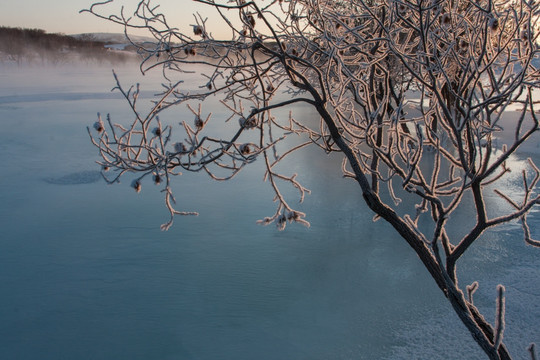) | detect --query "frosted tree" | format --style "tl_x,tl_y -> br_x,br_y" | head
84,0 -> 540,358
